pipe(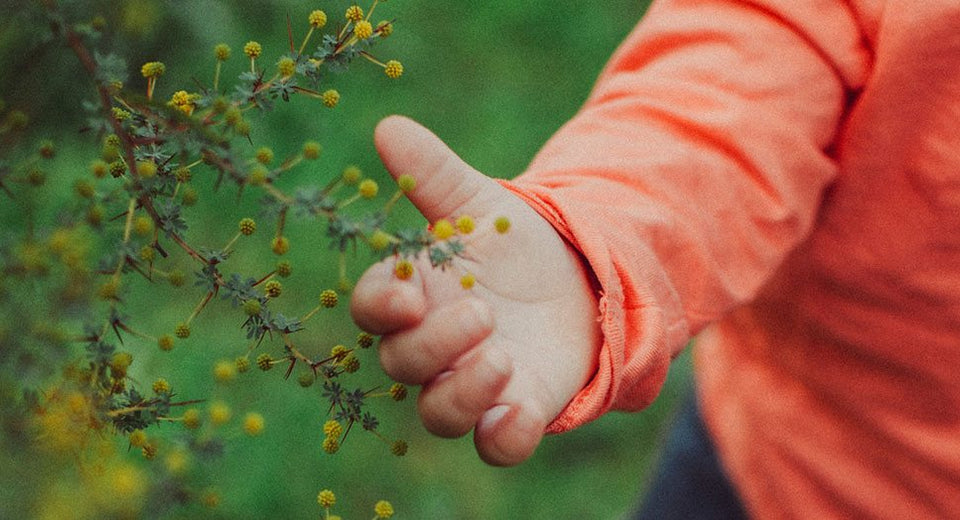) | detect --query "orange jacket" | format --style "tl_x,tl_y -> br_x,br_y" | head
505,0 -> 960,517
